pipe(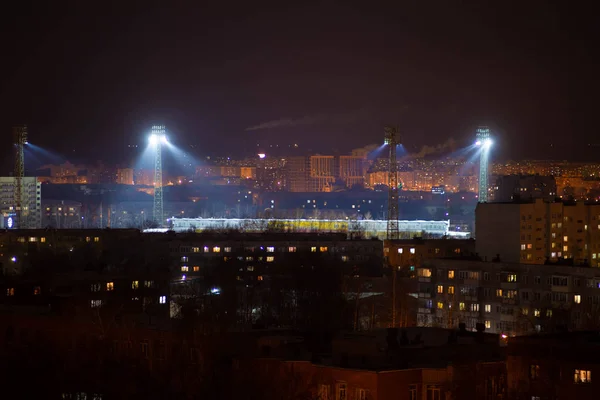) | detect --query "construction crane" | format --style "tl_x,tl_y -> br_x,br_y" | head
13,125 -> 28,229
384,126 -> 400,240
